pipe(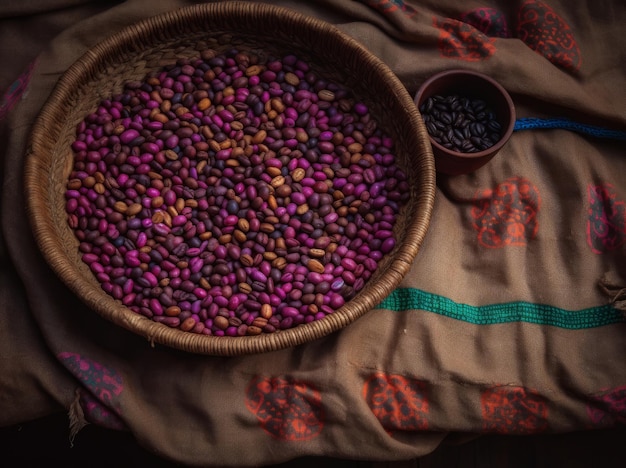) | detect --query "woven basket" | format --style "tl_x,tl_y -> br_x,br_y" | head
24,2 -> 435,355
